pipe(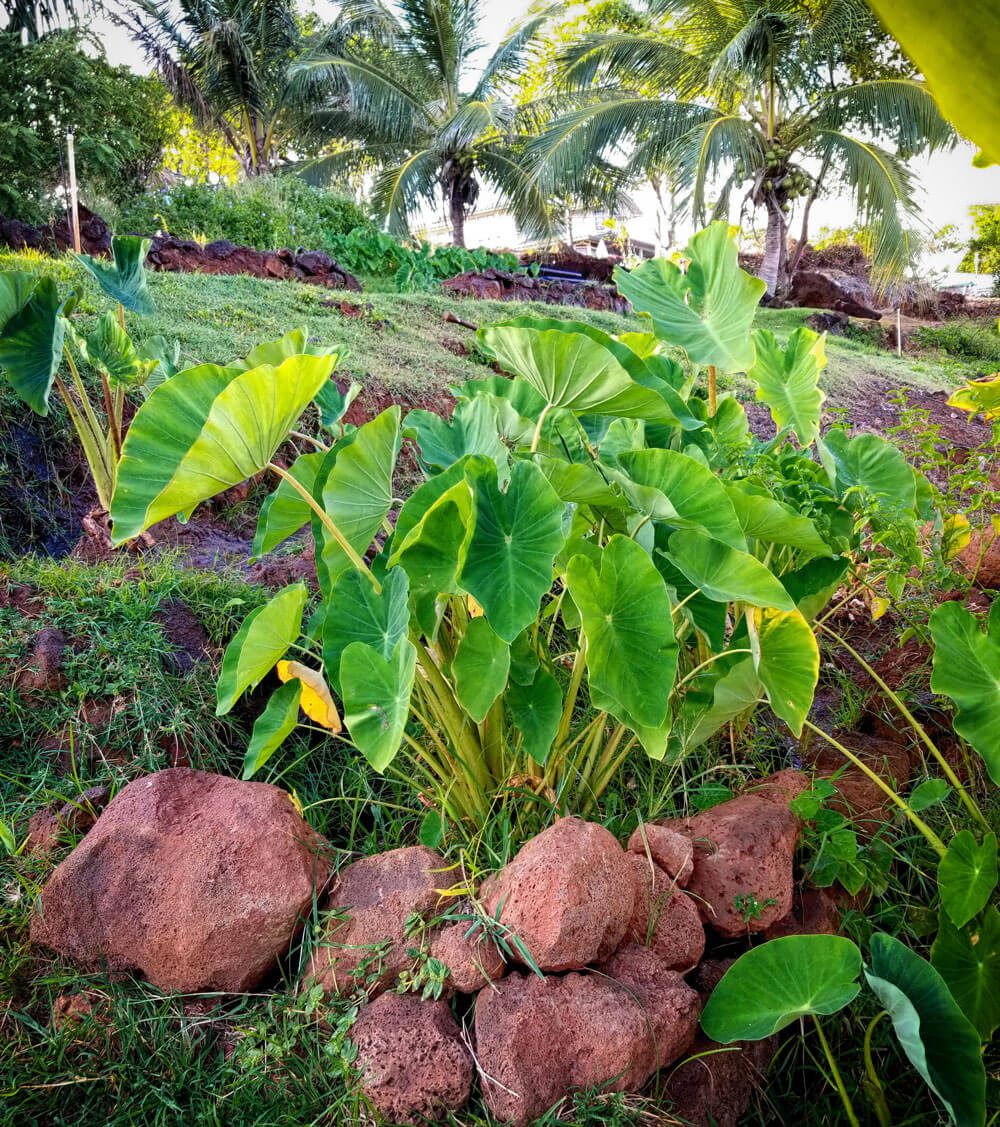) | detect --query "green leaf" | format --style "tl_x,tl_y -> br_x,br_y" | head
230,327 -> 335,372
216,583 -> 308,716
909,778 -> 952,812
315,378 -> 360,429
459,459 -> 565,643
340,638 -> 416,771
0,271 -> 38,330
701,935 -> 862,1041
867,1 -> 1000,166
781,557 -> 849,620
477,319 -> 679,422
78,235 -> 153,315
820,429 -> 917,514
613,223 -> 766,372
750,328 -> 827,446
242,680 -> 302,779
419,809 -> 445,849
312,406 -> 401,596
938,831 -> 998,929
388,477 -> 475,595
865,932 -> 986,1127
663,529 -> 796,610
0,819 -> 15,855
932,906 -> 1000,1041
616,449 -> 746,550
323,567 -> 410,696
725,481 -> 832,556
81,311 -> 140,386
252,450 -> 326,558
452,617 -> 511,723
404,397 -> 511,481
0,276 -> 67,415
929,600 -> 1000,784
138,335 -> 182,392
111,354 -> 335,544
672,654 -> 762,755
508,669 -> 562,765
566,535 -> 677,731
754,607 -> 819,737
